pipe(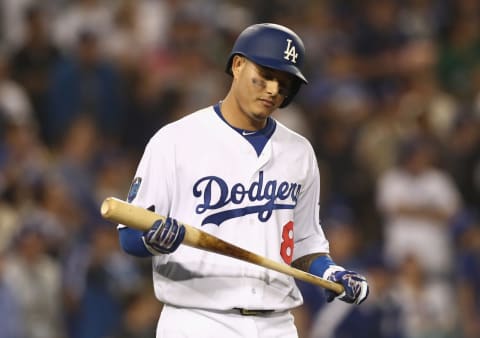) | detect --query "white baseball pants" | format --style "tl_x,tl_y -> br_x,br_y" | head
156,304 -> 298,338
